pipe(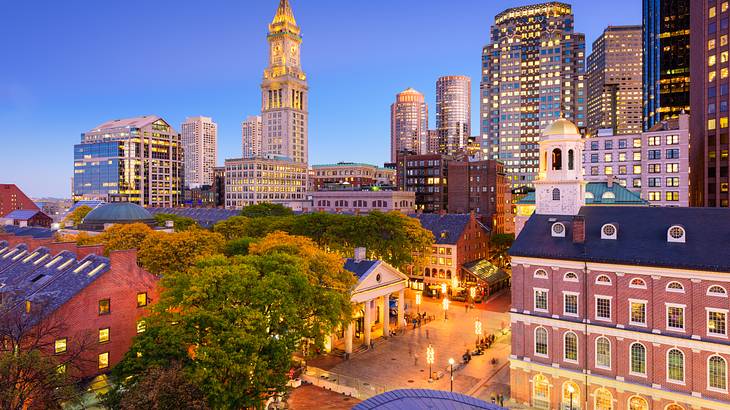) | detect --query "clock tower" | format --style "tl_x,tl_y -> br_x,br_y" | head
261,0 -> 308,164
